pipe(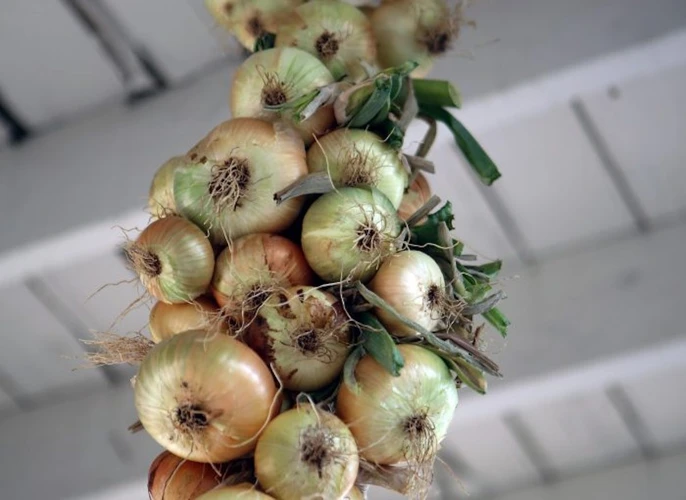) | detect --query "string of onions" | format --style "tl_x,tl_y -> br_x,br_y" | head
301,187 -> 402,282
174,118 -> 307,245
197,484 -> 275,500
135,330 -> 280,463
307,129 -> 409,208
125,216 -> 214,304
231,47 -> 335,145
148,450 -> 224,500
398,172 -> 432,221
148,297 -> 227,343
274,0 -> 377,80
246,286 -> 351,392
255,406 -> 359,500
